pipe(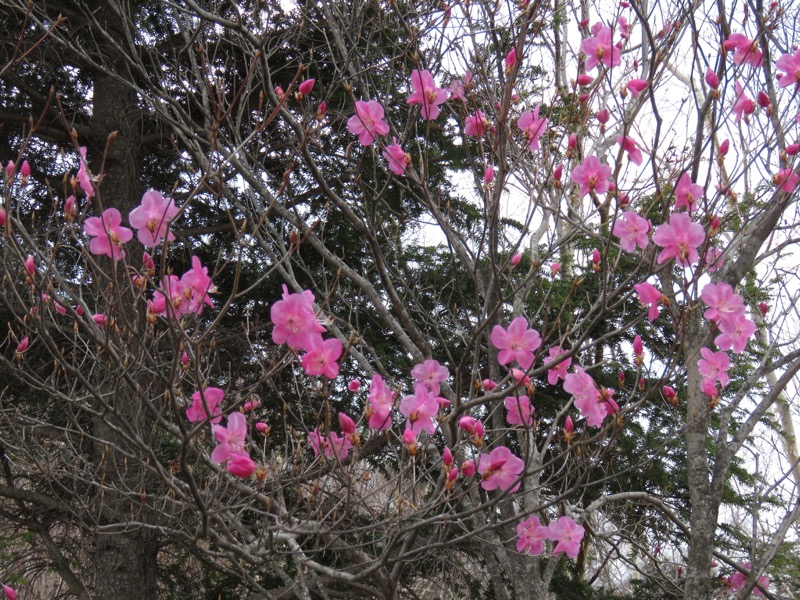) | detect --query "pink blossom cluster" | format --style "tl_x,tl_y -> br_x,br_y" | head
83,189 -> 179,260
149,255 -> 217,318
270,285 -> 342,379
563,367 -> 618,428
724,562 -> 769,595
516,515 -> 585,559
